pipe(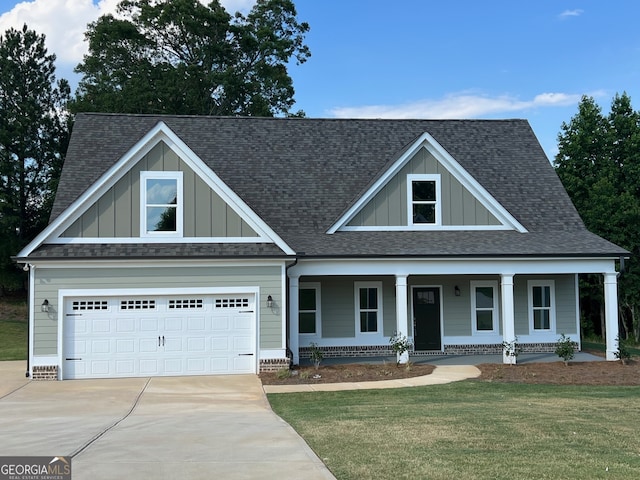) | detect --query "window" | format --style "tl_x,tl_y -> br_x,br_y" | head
407,174 -> 441,226
120,299 -> 156,310
528,281 -> 555,331
299,283 -> 320,335
141,171 -> 183,236
471,282 -> 499,333
355,282 -> 382,334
